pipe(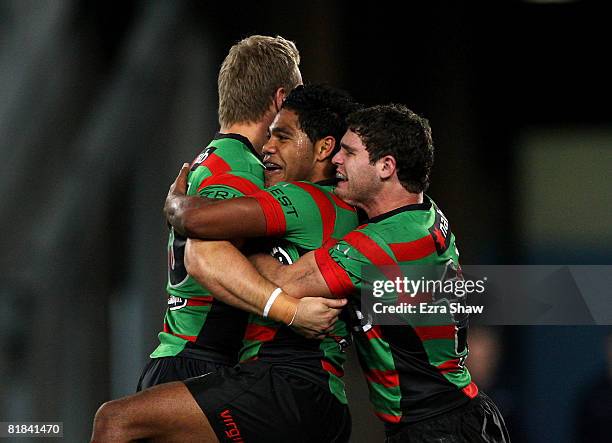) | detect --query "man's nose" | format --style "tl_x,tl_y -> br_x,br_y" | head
263,139 -> 277,156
